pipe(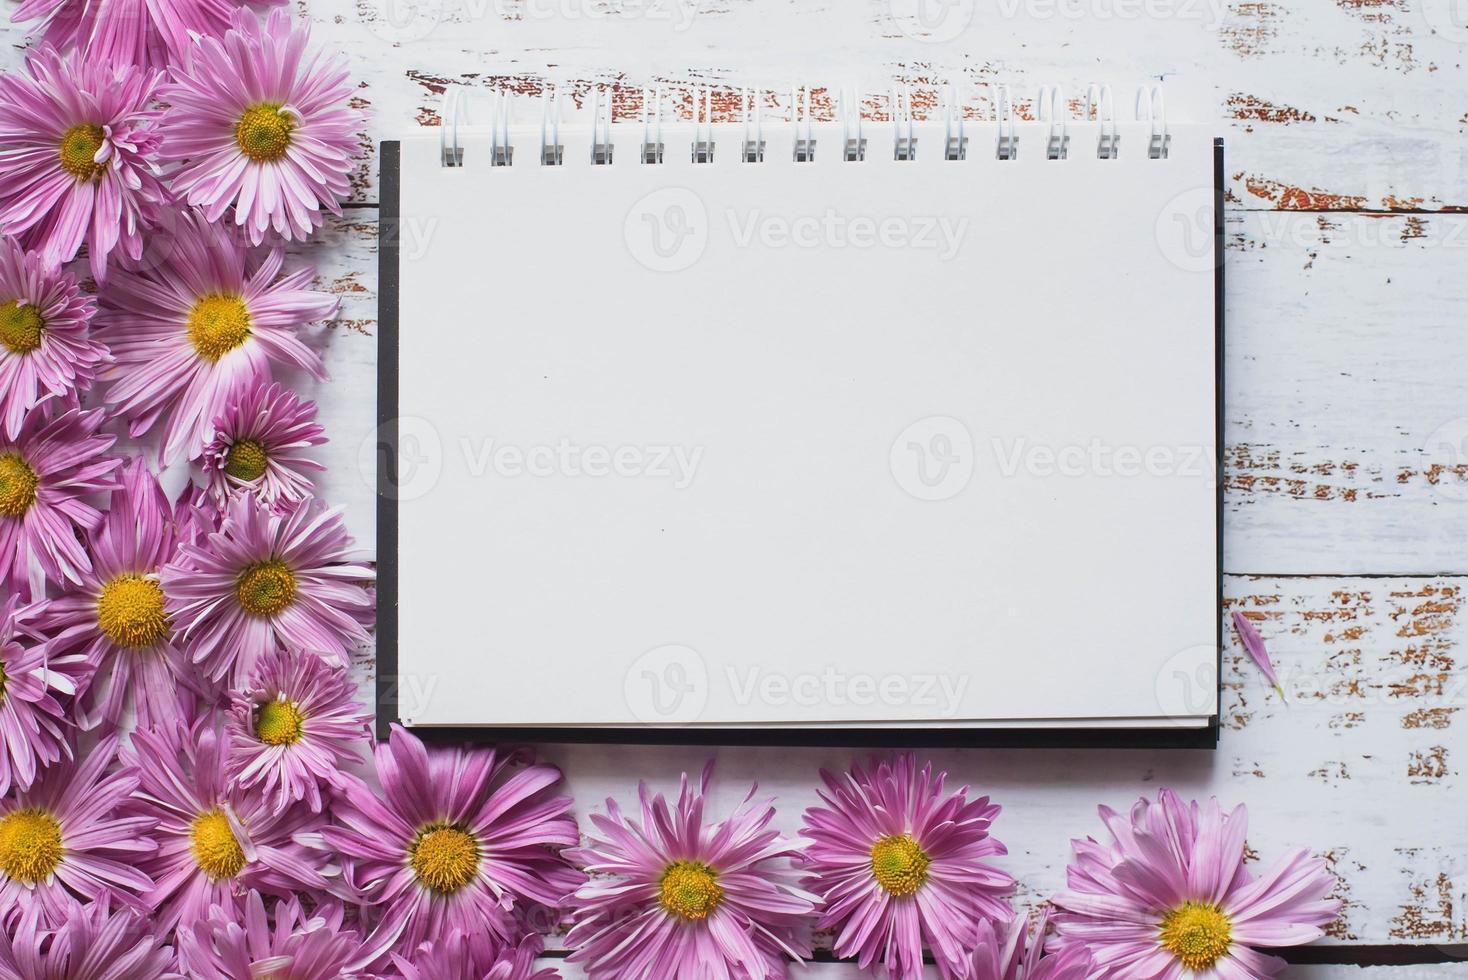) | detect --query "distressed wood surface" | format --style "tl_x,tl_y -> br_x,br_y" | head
5,0 -> 1466,967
